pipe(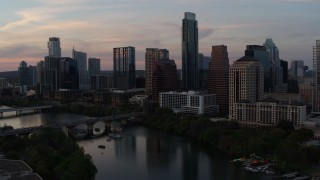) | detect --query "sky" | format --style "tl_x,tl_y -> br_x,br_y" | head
0,0 -> 319,71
